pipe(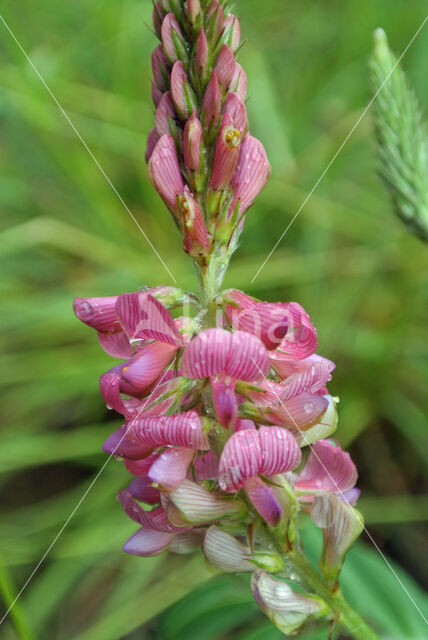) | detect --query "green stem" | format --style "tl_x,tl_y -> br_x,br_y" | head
284,549 -> 380,640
